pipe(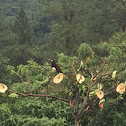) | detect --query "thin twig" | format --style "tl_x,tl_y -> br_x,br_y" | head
93,59 -> 107,80
101,71 -> 113,76
14,72 -> 24,82
26,72 -> 32,94
116,68 -> 126,83
84,98 -> 97,112
88,68 -> 94,77
105,68 -> 126,95
46,69 -> 56,94
78,81 -> 92,116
